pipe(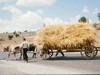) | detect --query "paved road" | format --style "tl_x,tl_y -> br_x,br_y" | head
0,51 -> 100,74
